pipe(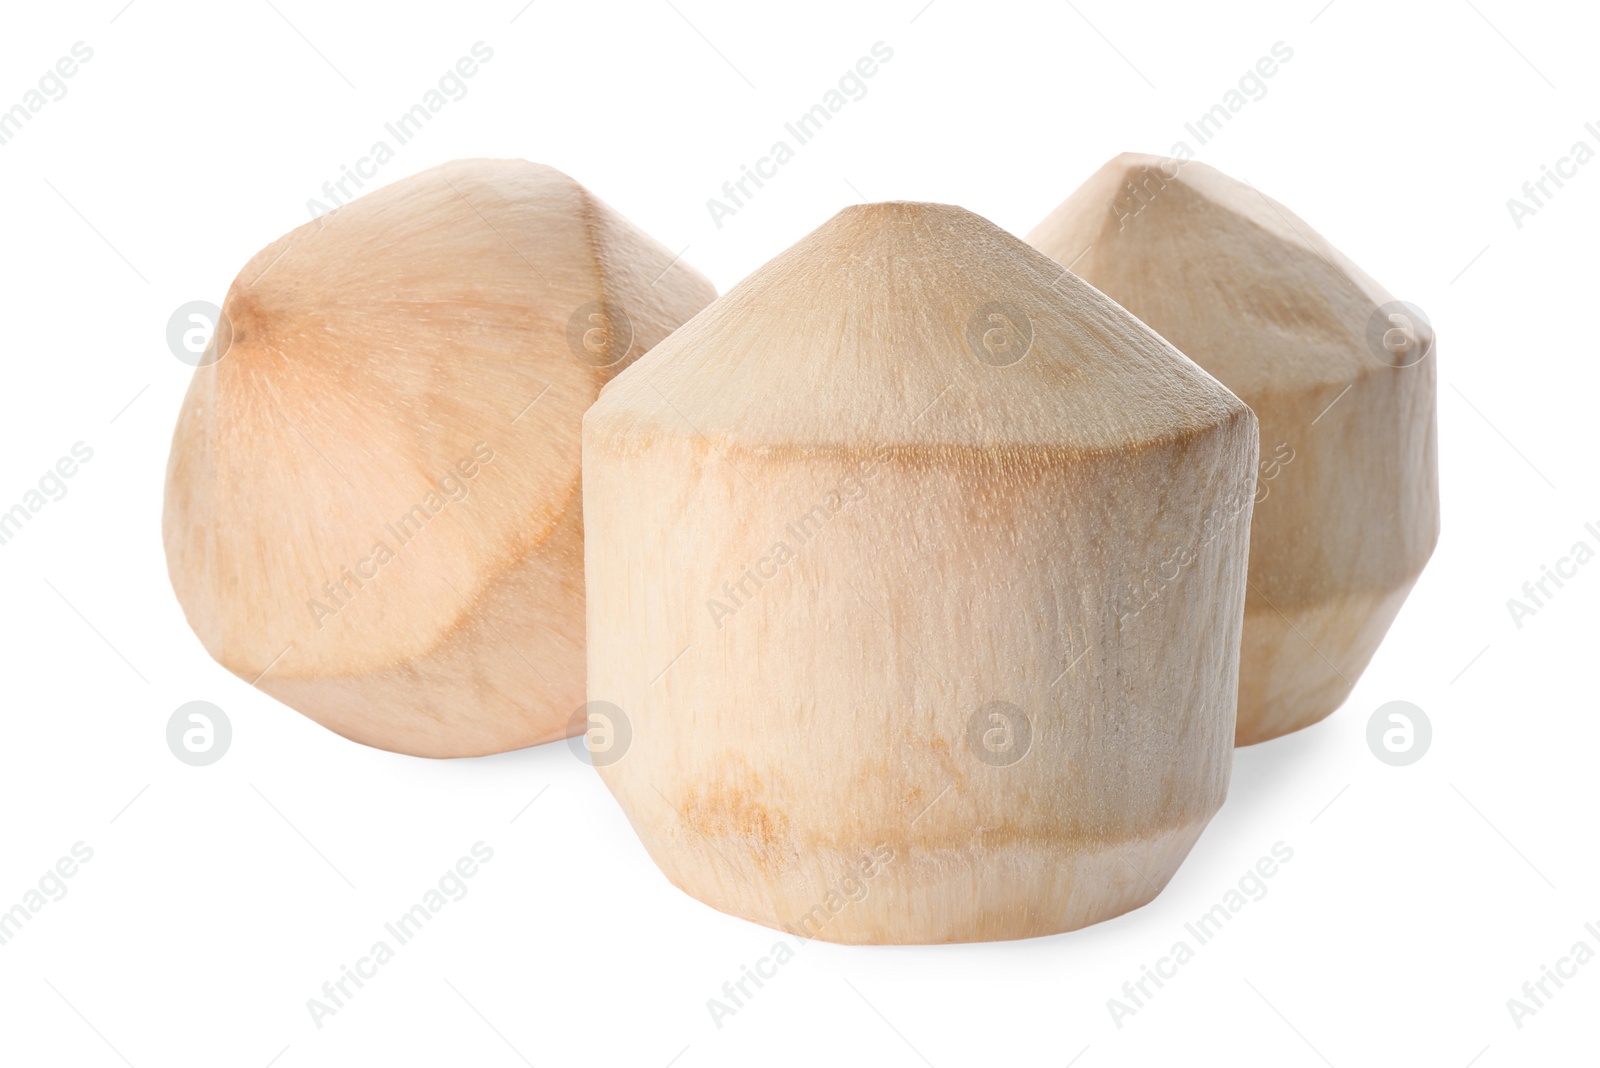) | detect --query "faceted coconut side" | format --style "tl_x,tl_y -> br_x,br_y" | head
1029,155 -> 1439,745
583,202 -> 1257,943
164,159 -> 716,756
